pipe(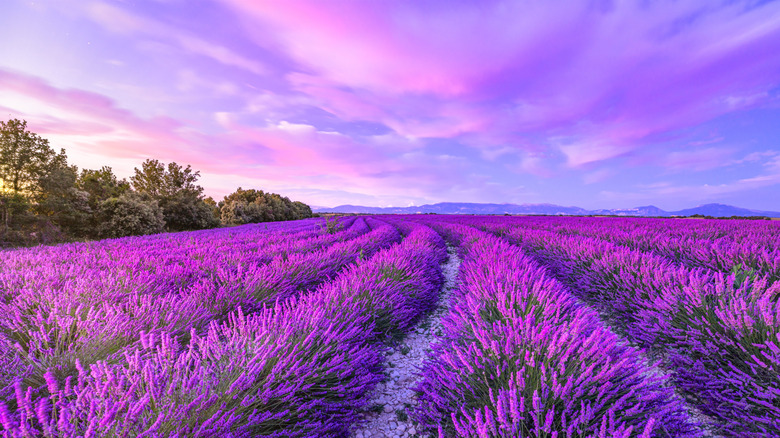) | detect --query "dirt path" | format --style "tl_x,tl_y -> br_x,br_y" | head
350,245 -> 461,438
